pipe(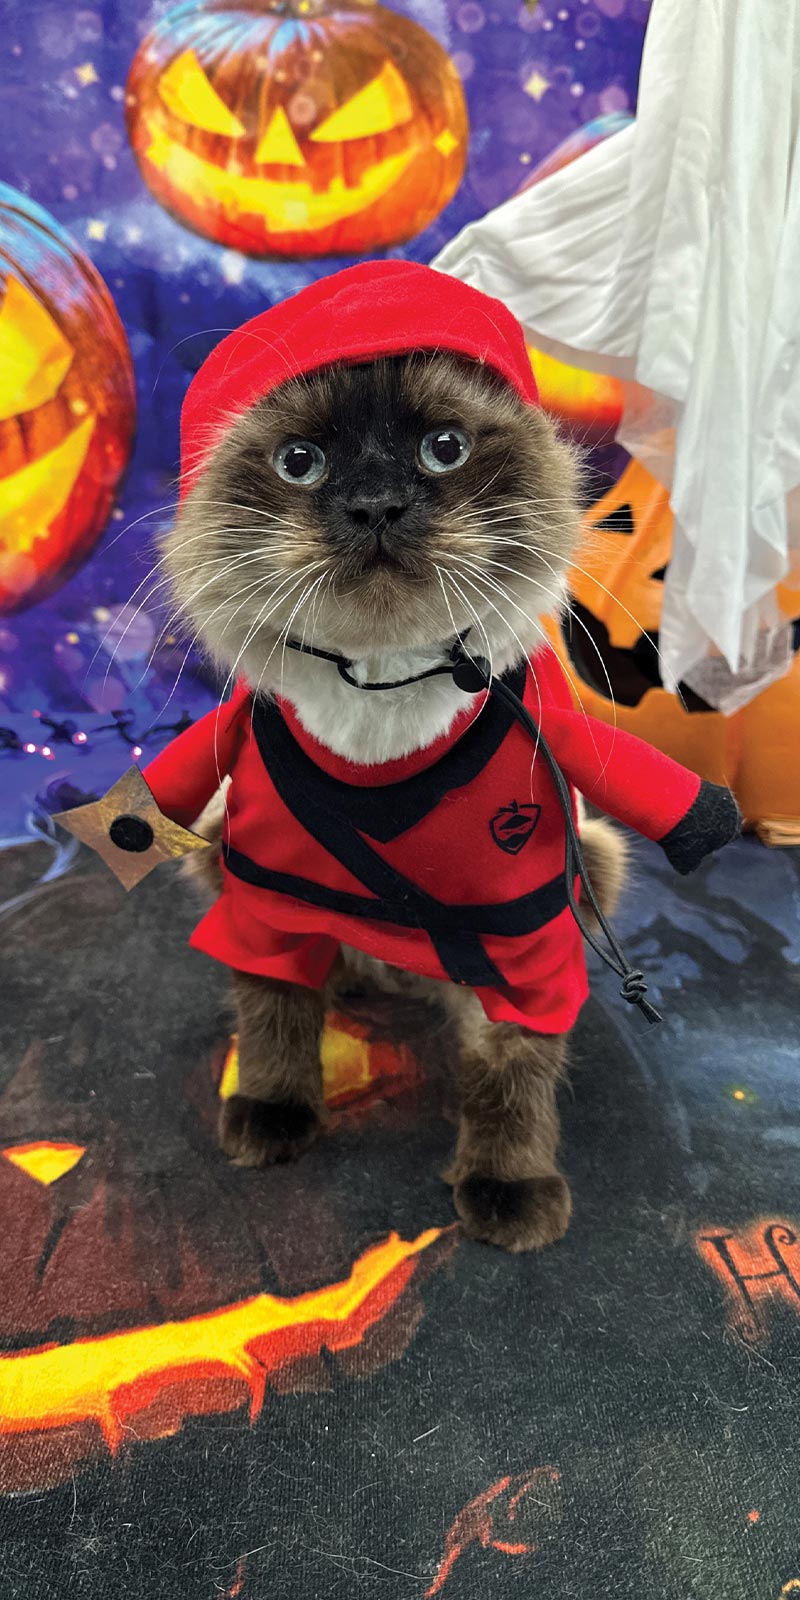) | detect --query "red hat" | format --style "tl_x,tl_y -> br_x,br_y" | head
179,260 -> 539,495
